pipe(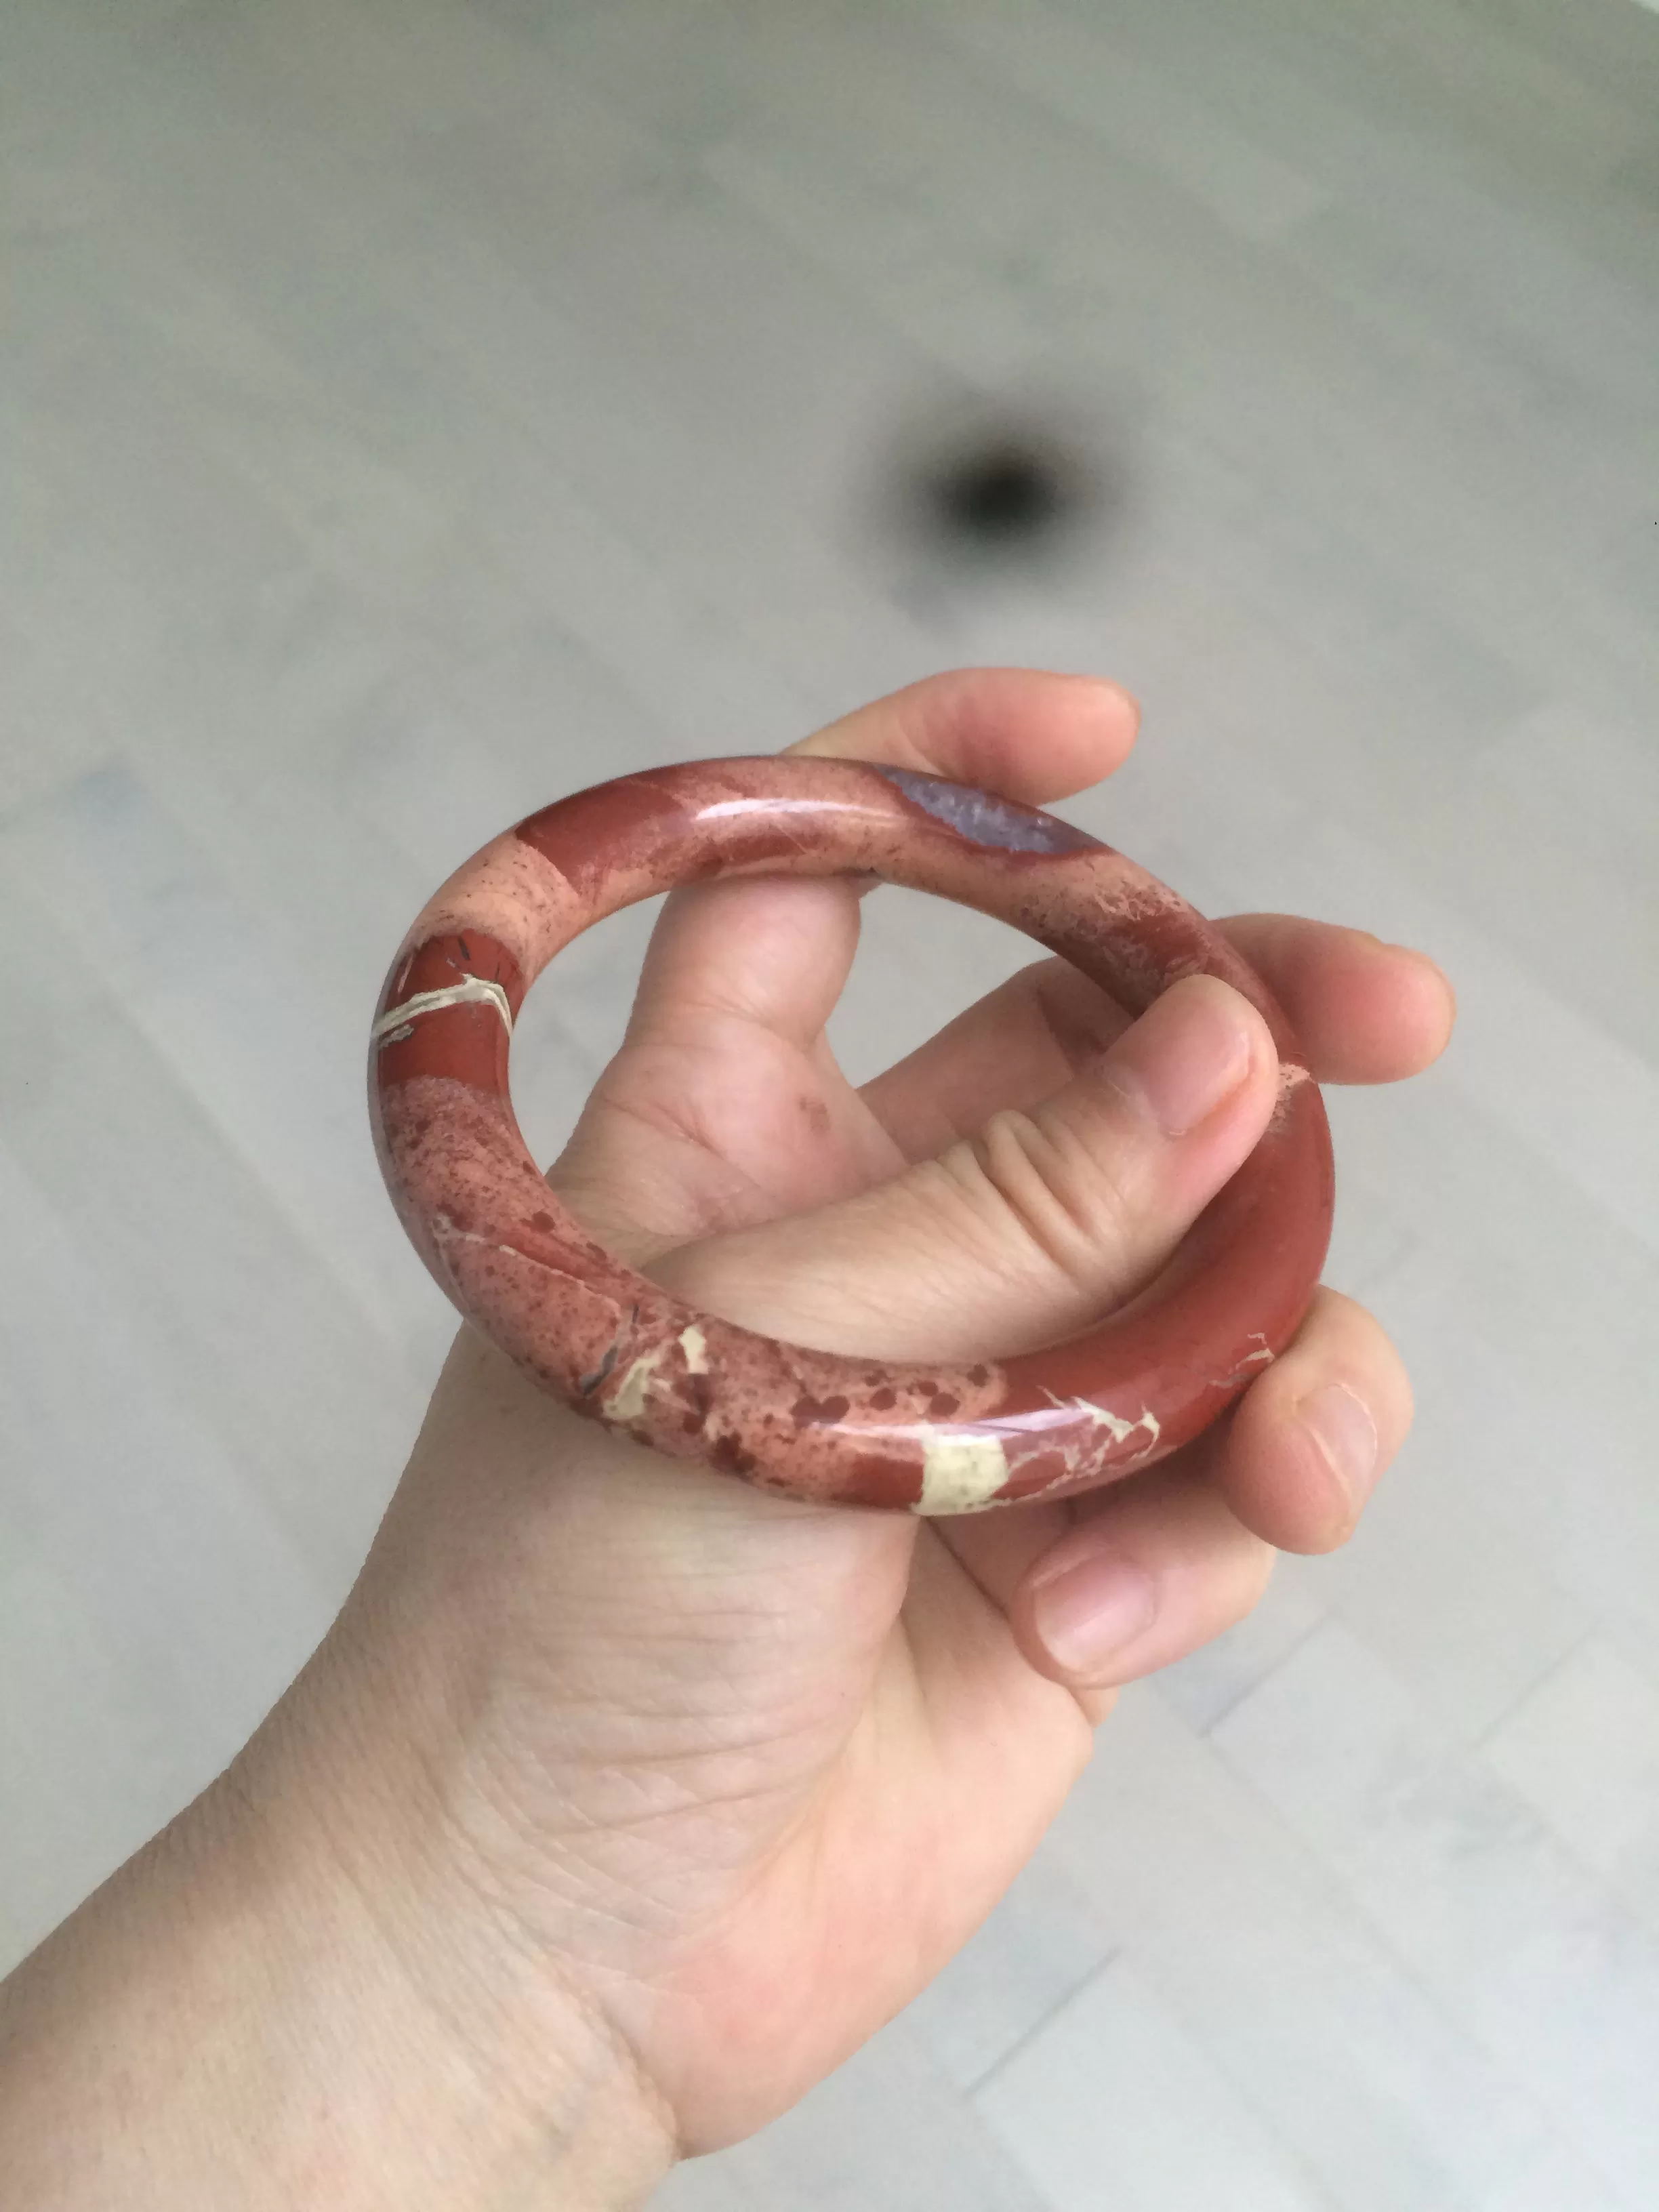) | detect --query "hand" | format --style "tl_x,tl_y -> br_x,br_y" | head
0,672 -> 1452,2211
305,673 -> 1451,2150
